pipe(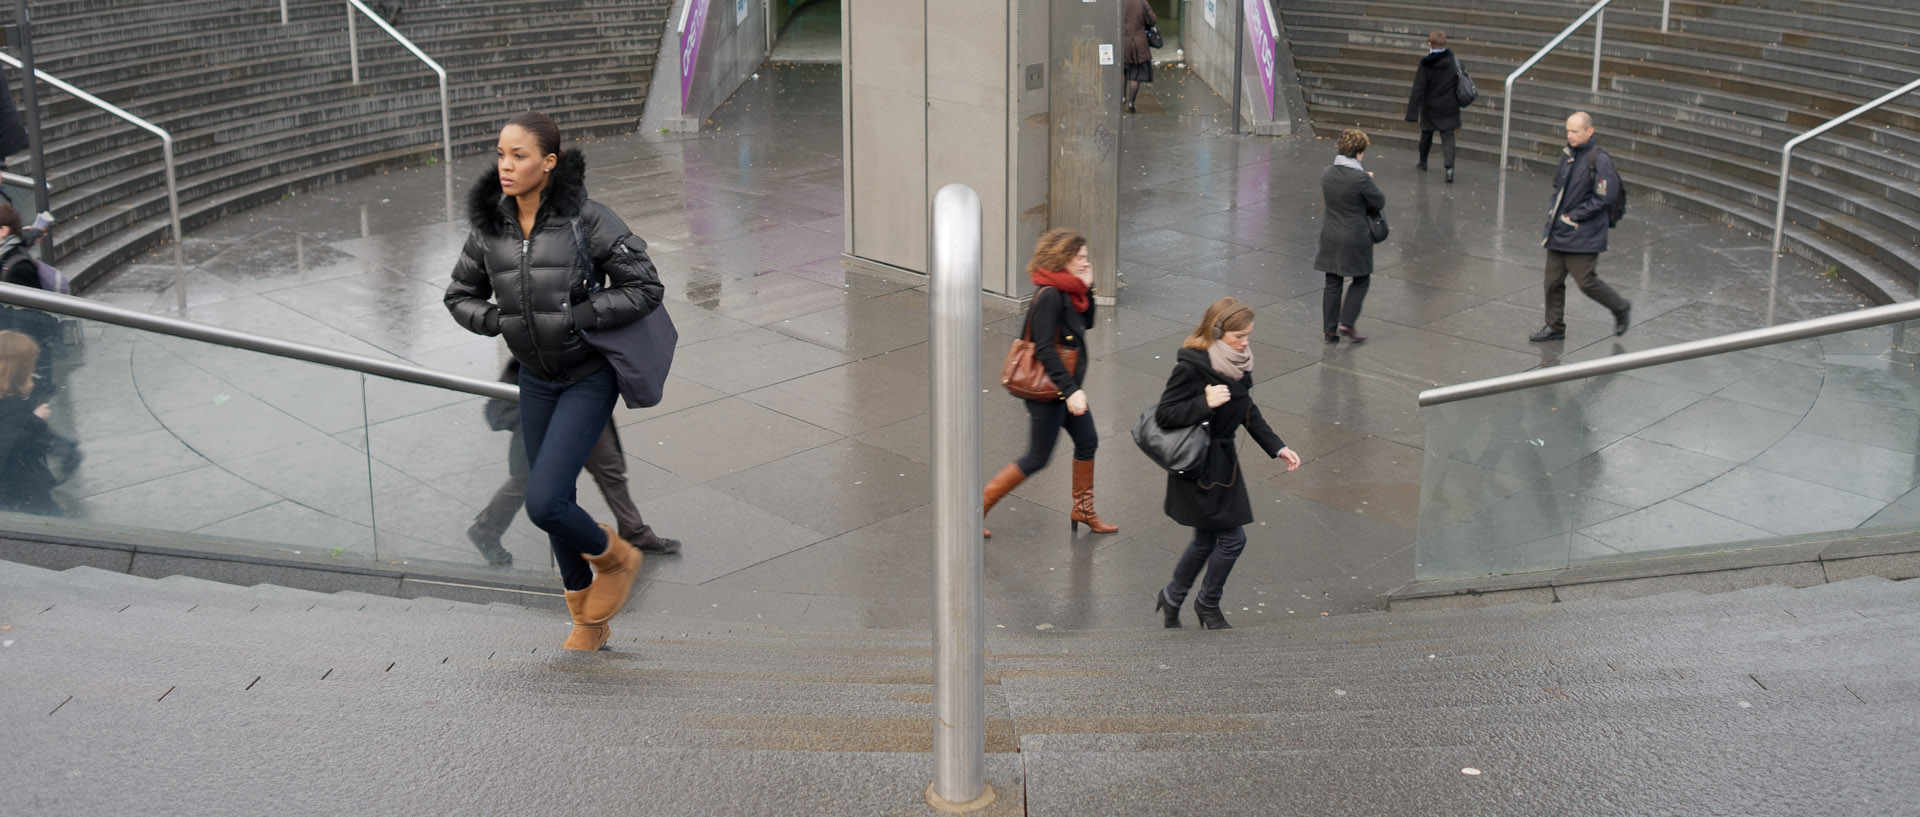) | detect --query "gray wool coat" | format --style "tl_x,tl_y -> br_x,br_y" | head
1313,163 -> 1387,278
